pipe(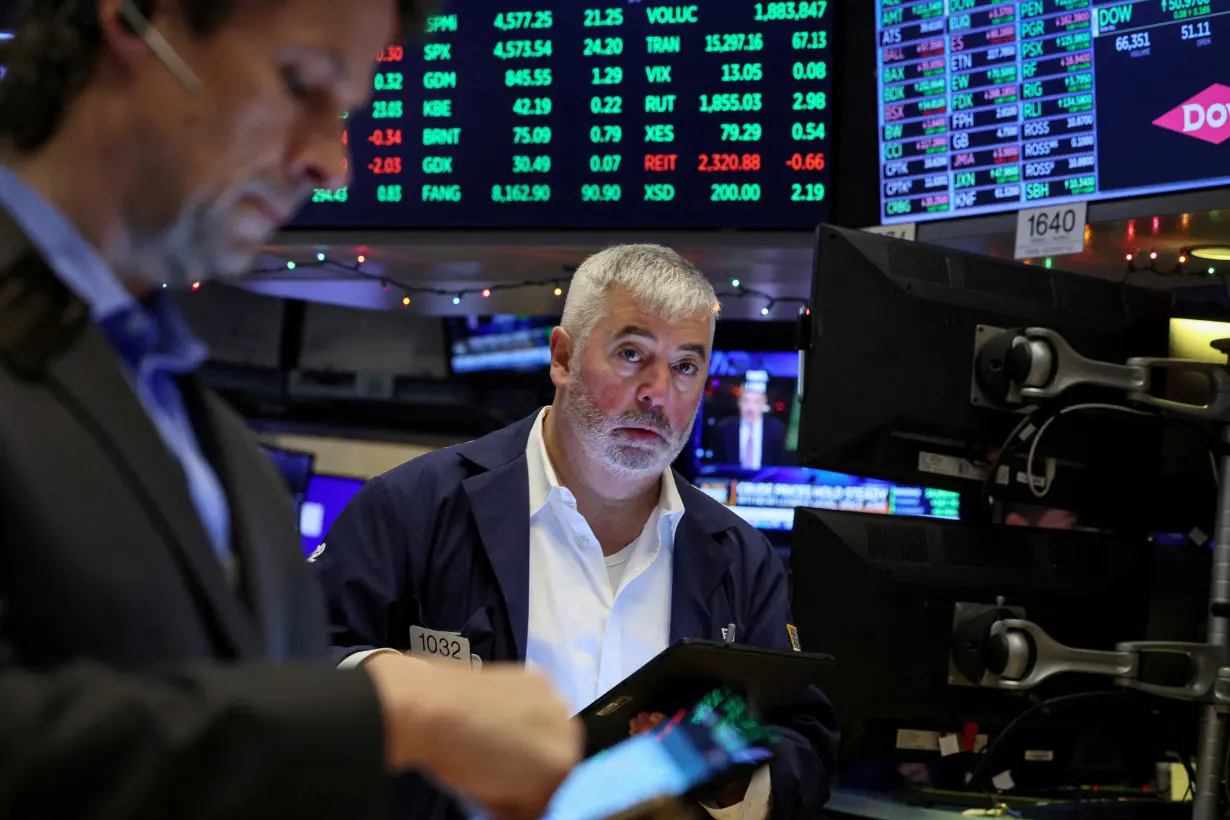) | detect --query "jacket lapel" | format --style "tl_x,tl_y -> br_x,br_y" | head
48,324 -> 262,659
0,214 -> 260,660
181,385 -> 281,657
670,477 -> 737,644
457,415 -> 539,661
461,455 -> 532,660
